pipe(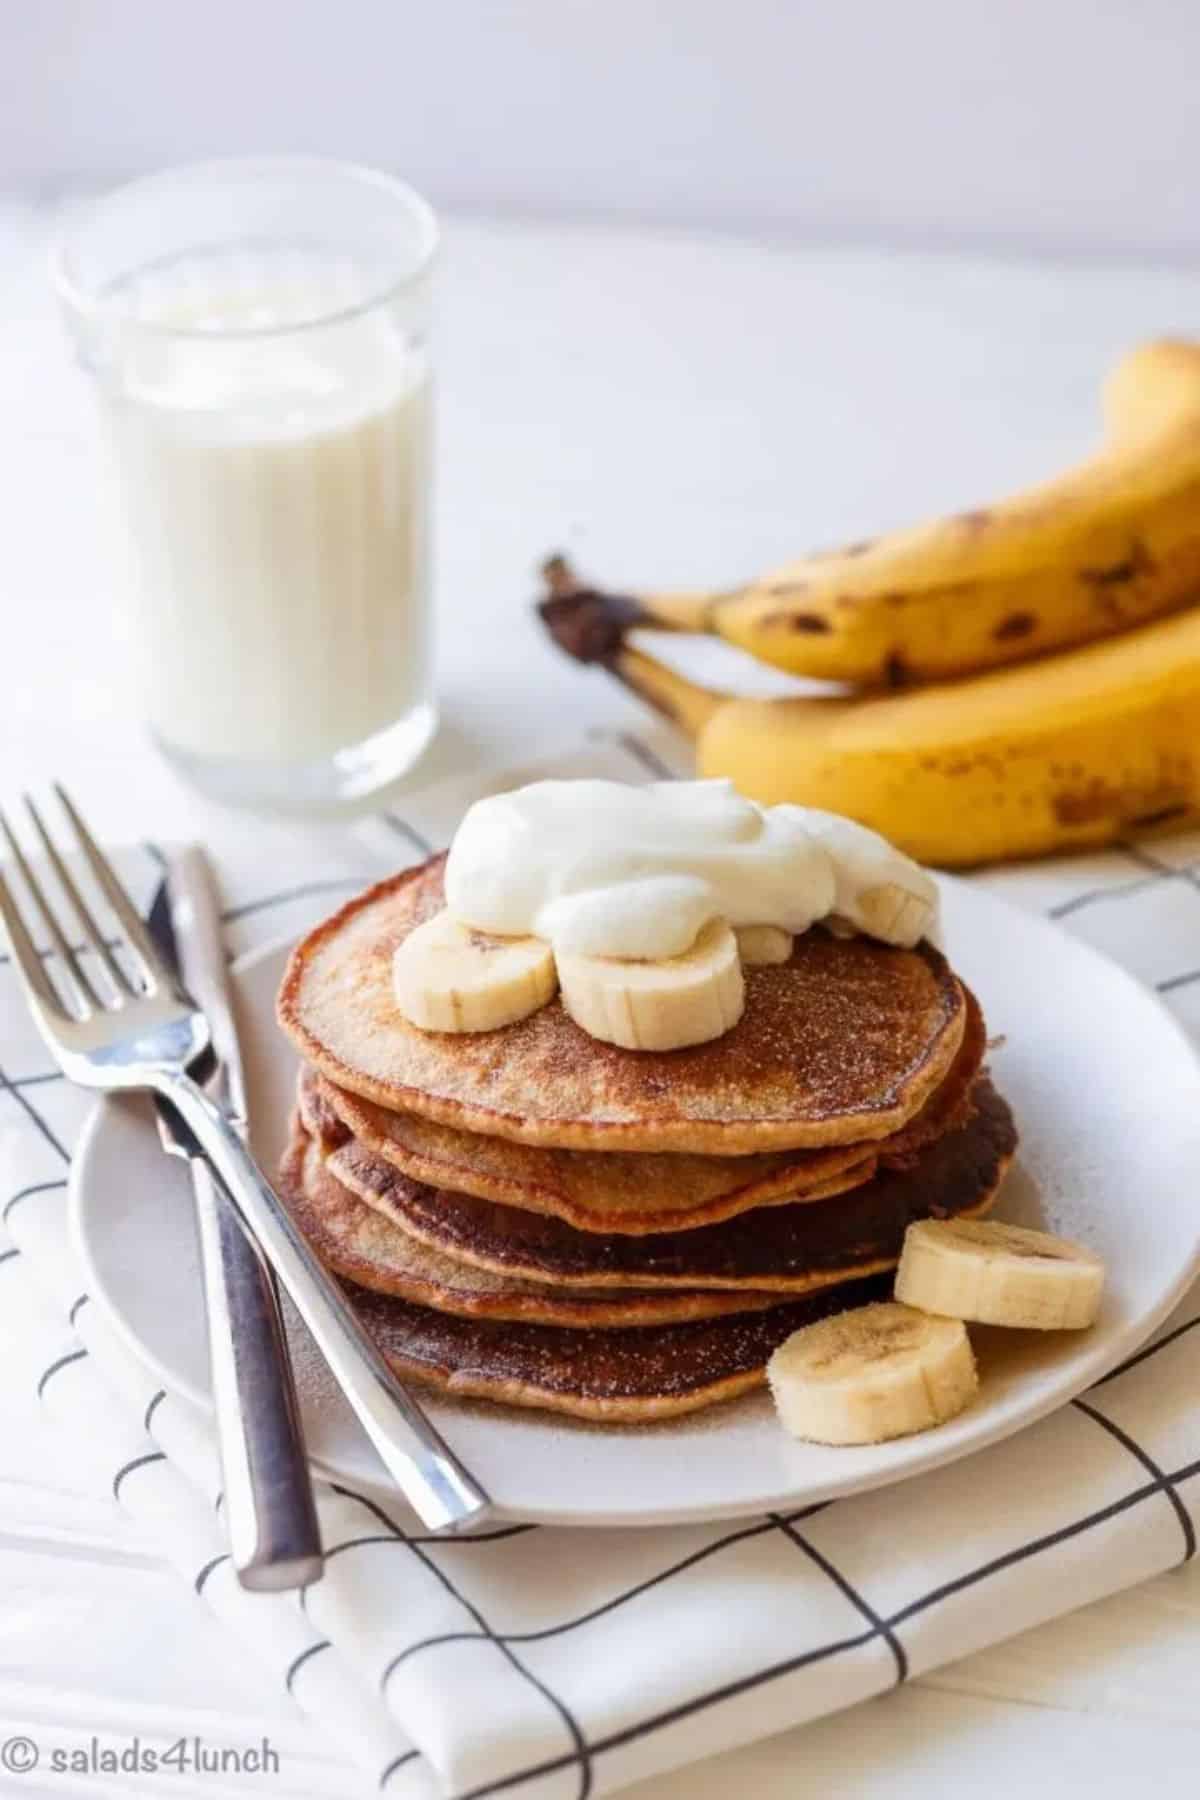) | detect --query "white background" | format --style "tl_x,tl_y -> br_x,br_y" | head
4,0 -> 1200,259
3,191 -> 1200,1800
